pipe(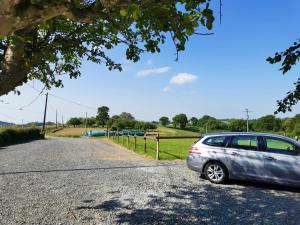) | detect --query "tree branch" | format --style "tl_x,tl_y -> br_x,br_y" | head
194,32 -> 214,35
